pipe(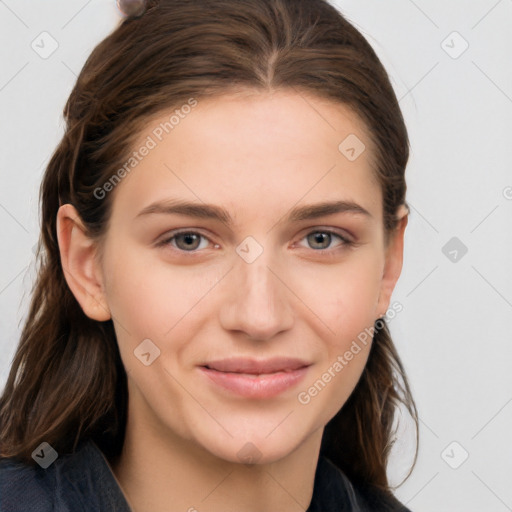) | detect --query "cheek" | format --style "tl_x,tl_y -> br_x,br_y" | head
293,251 -> 382,406
292,249 -> 384,340
103,248 -> 225,363
105,247 -> 196,329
